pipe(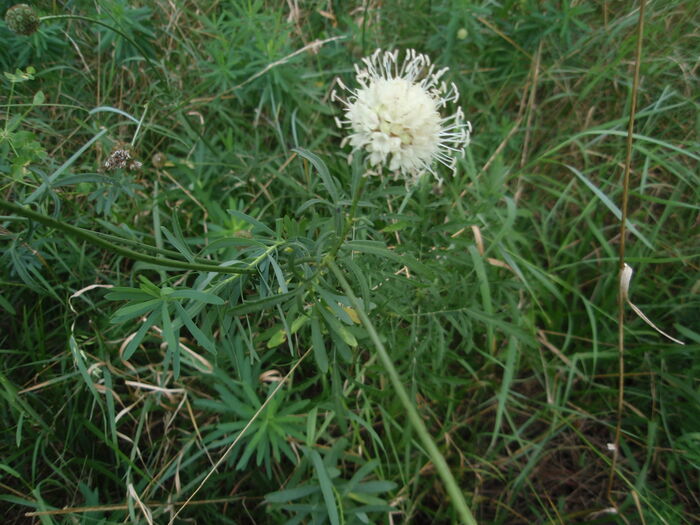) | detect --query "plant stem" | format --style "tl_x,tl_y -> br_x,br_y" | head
608,0 -> 646,504
327,260 -> 477,525
0,199 -> 254,275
